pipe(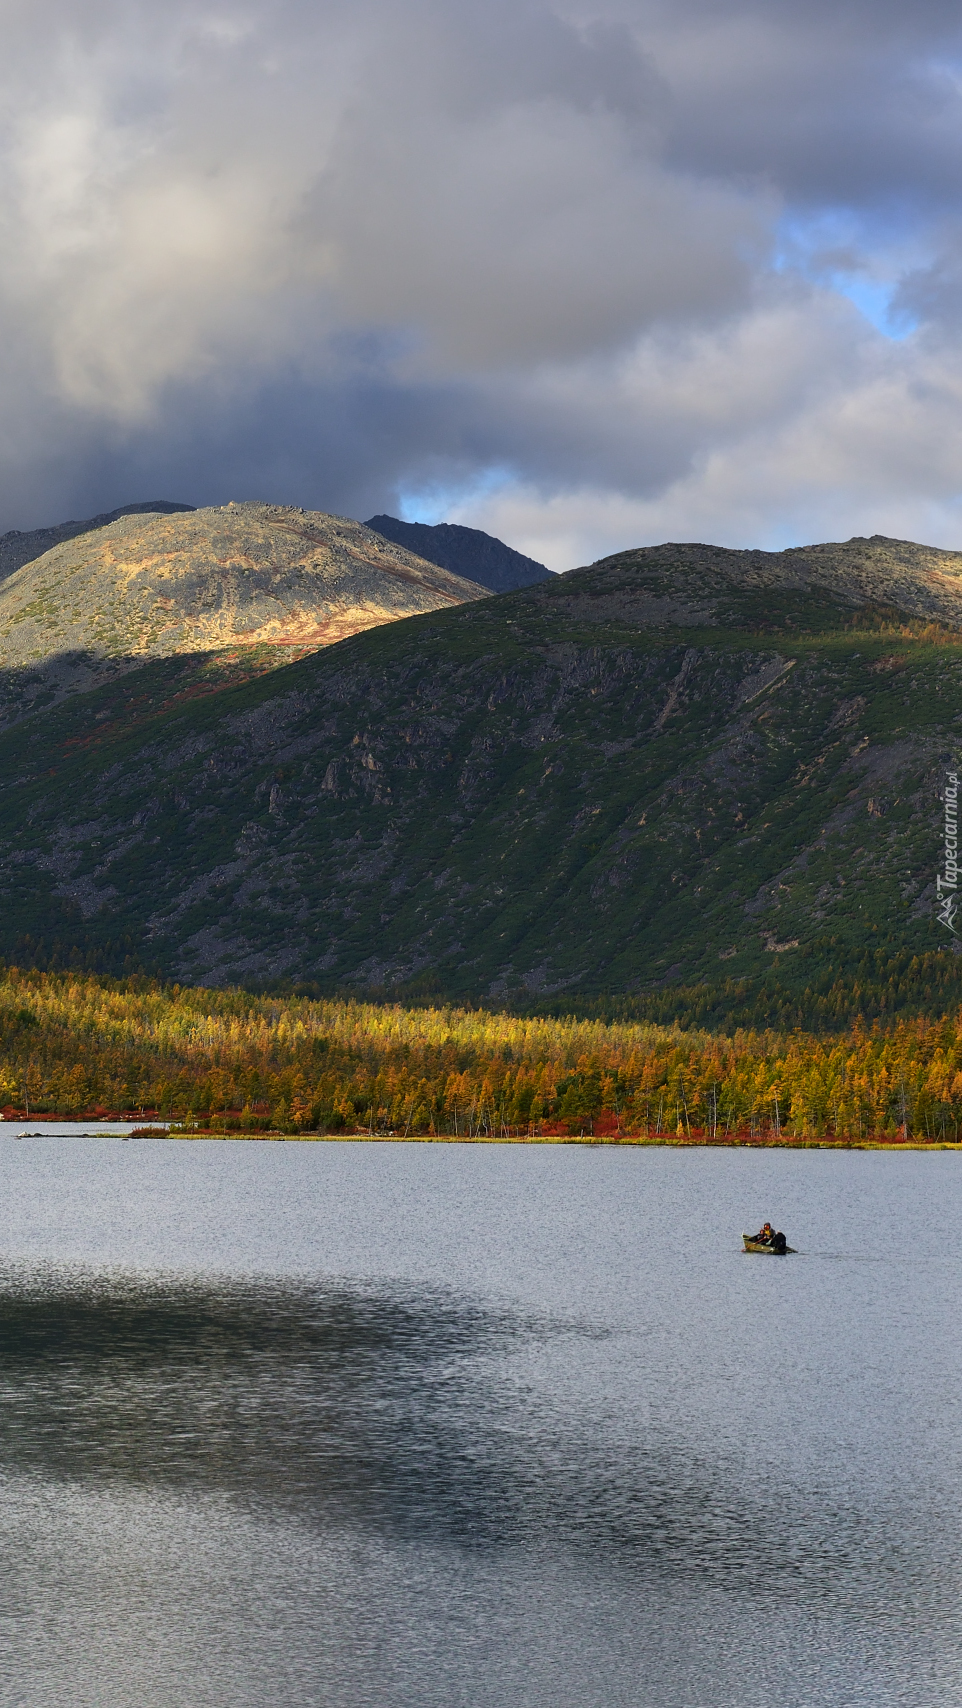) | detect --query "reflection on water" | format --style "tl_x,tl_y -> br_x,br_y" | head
0,1142 -> 961,1706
